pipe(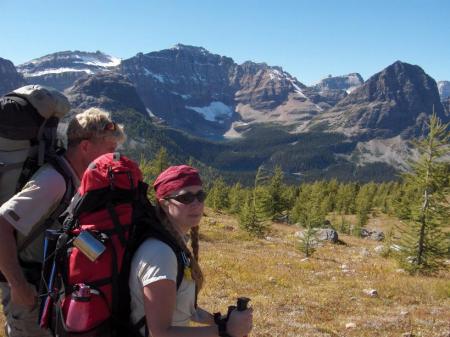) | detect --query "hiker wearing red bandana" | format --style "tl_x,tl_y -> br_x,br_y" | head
129,165 -> 253,337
